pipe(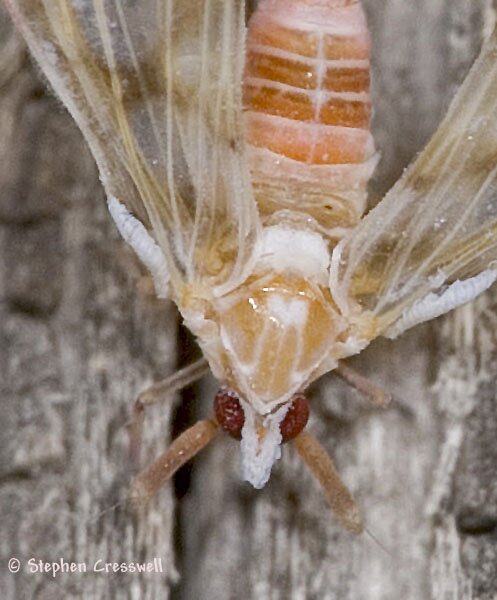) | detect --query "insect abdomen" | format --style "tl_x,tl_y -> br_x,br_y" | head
244,0 -> 376,235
